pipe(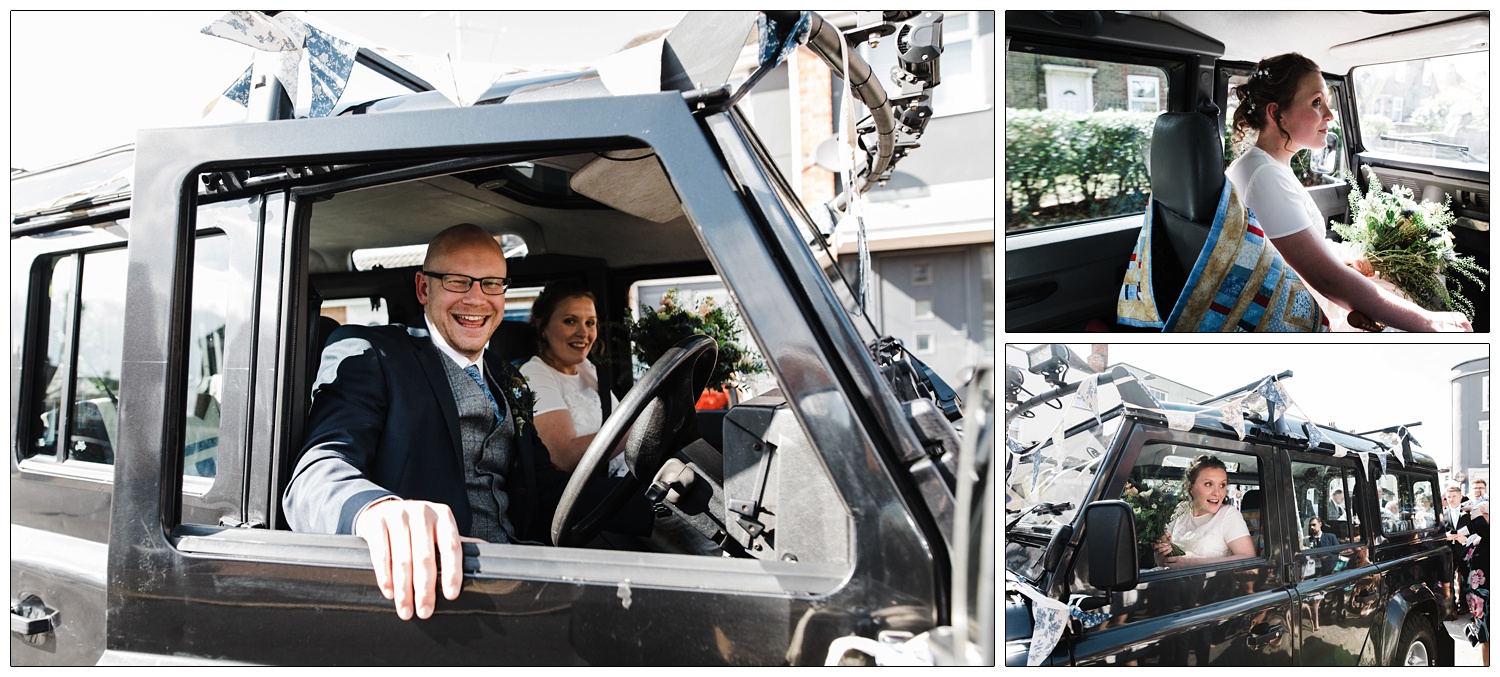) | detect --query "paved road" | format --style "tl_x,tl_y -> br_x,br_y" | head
1444,614 -> 1484,666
